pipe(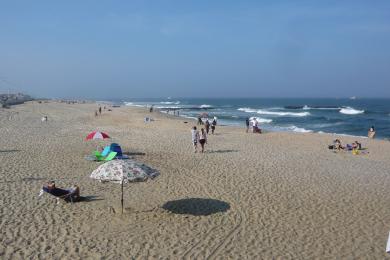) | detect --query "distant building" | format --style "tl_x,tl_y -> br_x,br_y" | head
0,93 -> 33,107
